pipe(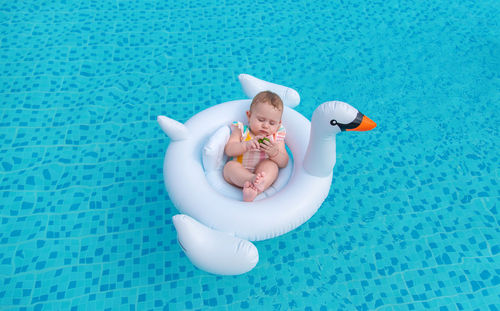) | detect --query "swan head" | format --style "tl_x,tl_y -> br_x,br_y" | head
304,101 -> 376,177
311,101 -> 376,136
